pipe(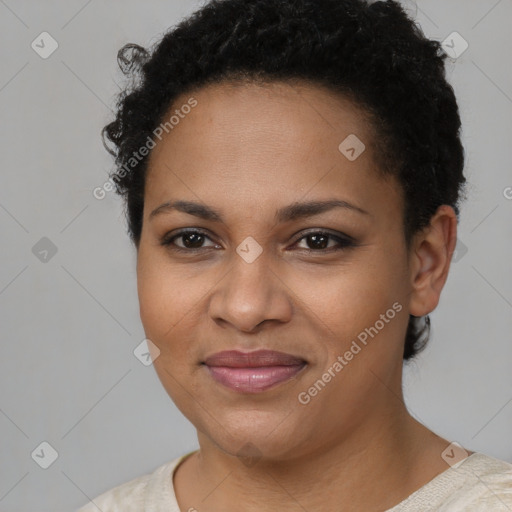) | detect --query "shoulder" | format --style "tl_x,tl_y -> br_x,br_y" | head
452,452 -> 512,510
388,452 -> 512,512
75,454 -> 188,512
